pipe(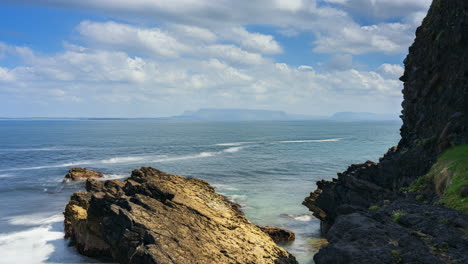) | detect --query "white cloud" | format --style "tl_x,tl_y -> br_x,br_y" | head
0,67 -> 15,82
313,22 -> 414,54
7,0 -> 429,56
298,65 -> 313,71
169,24 -> 218,42
377,64 -> 404,79
0,37 -> 403,116
222,27 -> 283,54
77,20 -> 190,57
204,45 -> 267,65
330,0 -> 431,20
